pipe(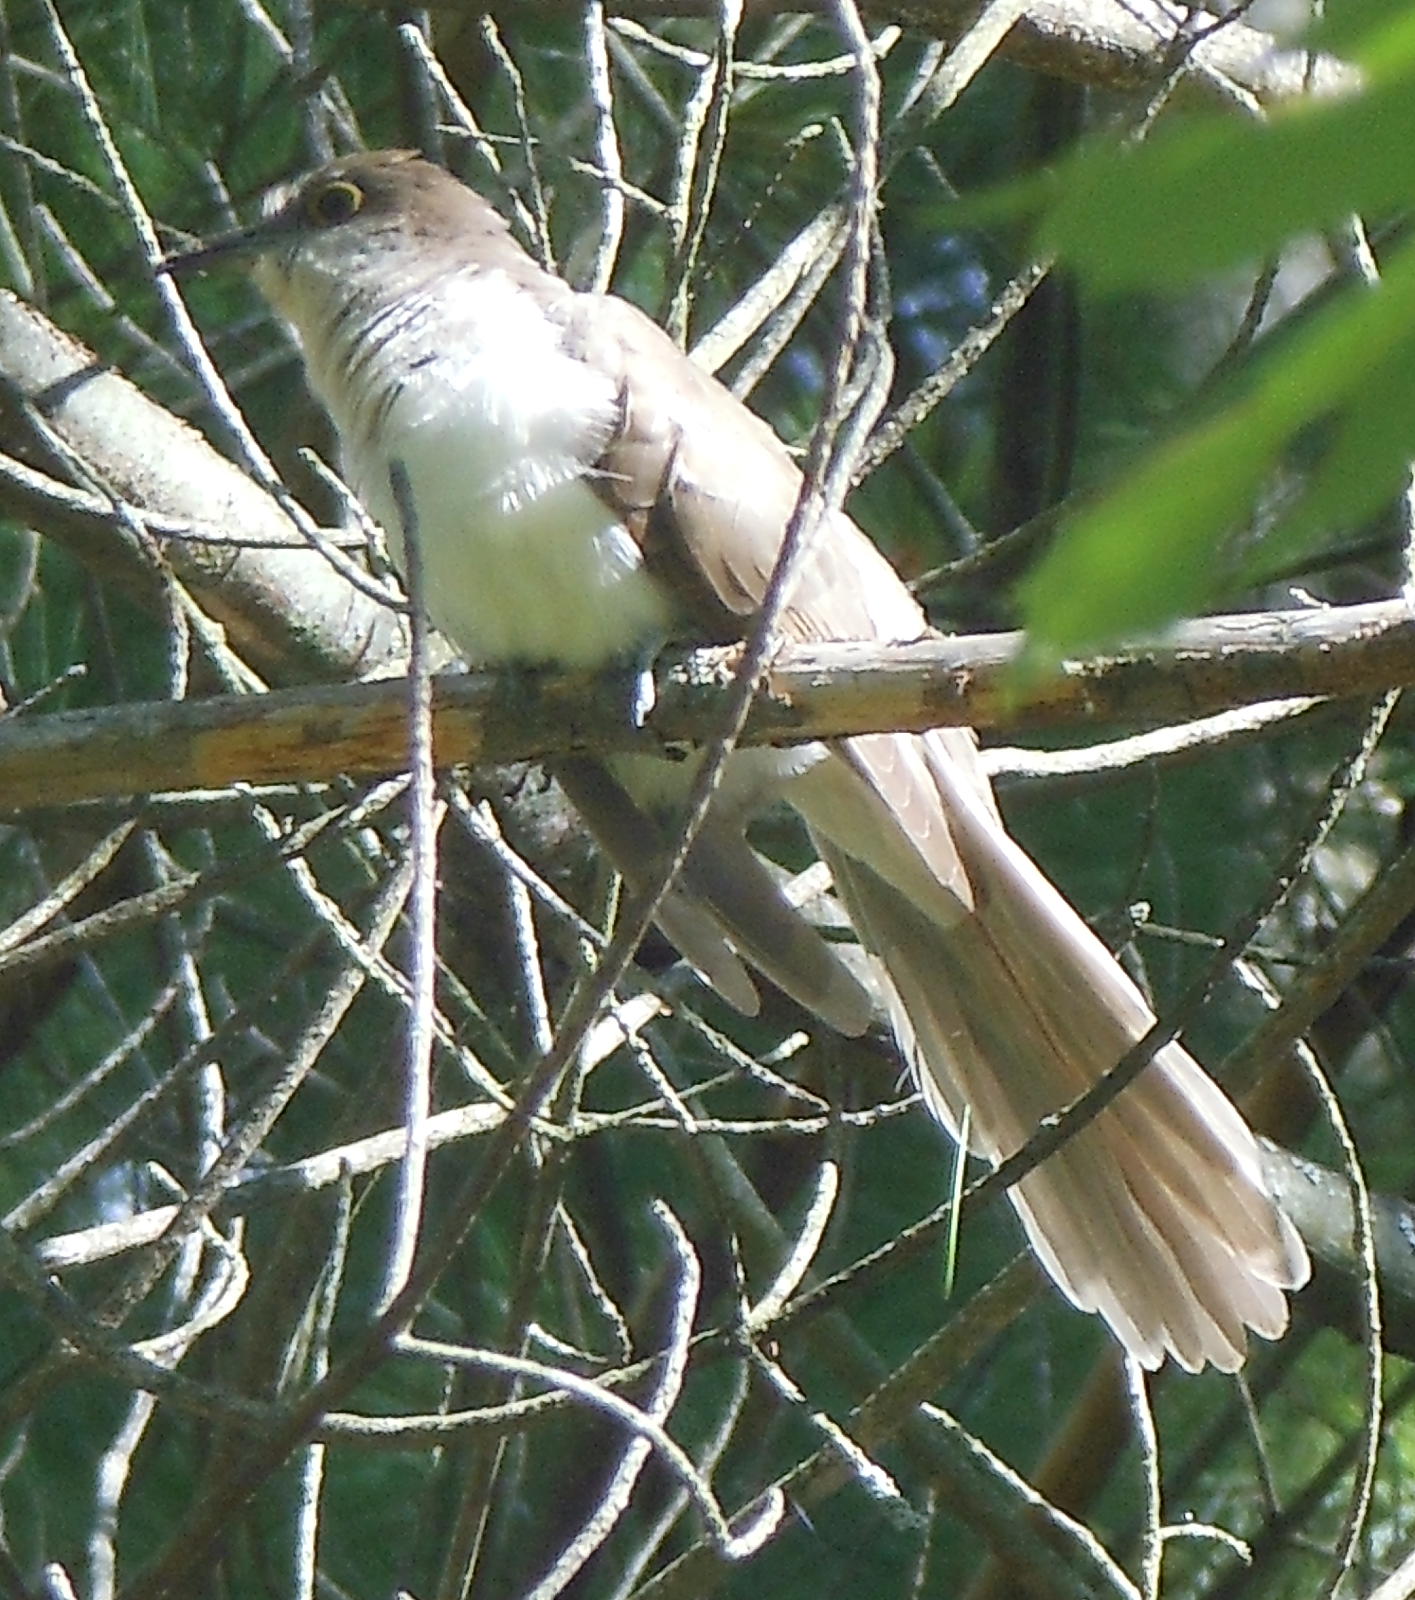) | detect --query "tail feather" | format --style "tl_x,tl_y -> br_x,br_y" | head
816,750 -> 1309,1372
